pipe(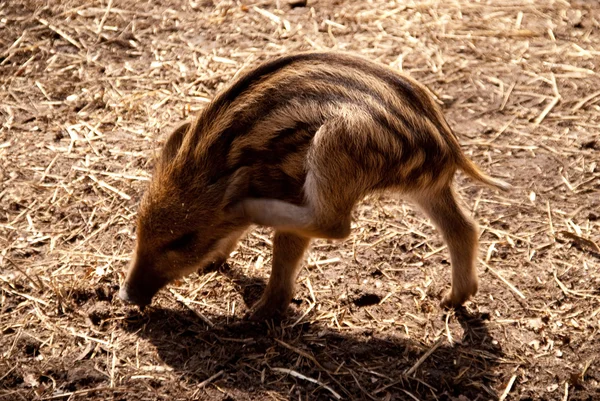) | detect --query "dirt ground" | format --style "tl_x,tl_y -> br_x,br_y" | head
1,0 -> 599,400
